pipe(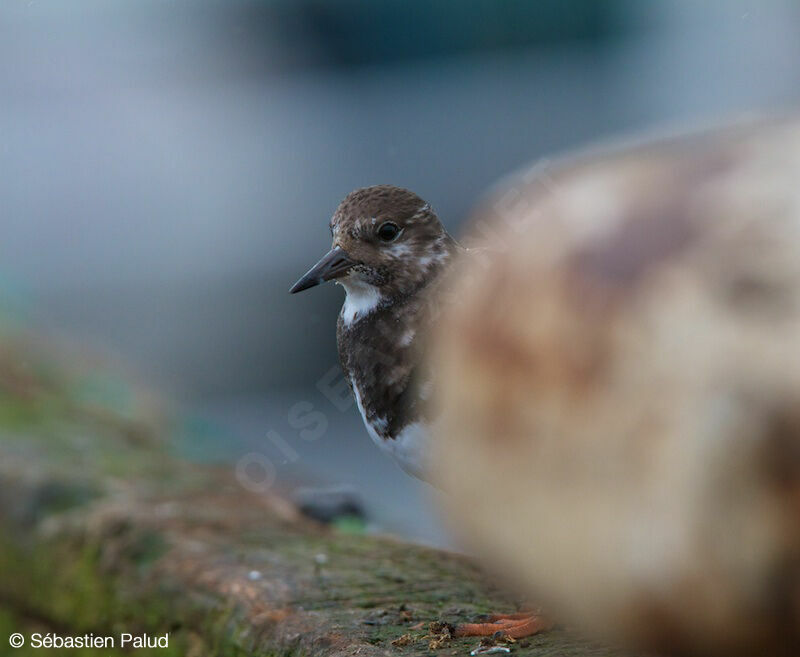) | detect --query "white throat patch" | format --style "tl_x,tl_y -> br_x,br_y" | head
340,279 -> 383,326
